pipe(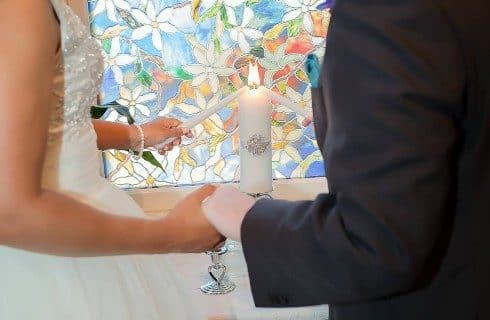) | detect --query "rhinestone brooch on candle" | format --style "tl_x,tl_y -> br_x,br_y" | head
242,134 -> 271,157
